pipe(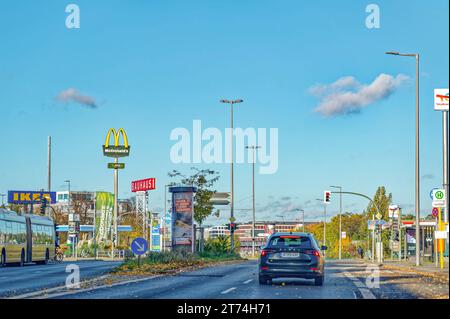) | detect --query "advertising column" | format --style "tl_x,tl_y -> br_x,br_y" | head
169,186 -> 197,252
